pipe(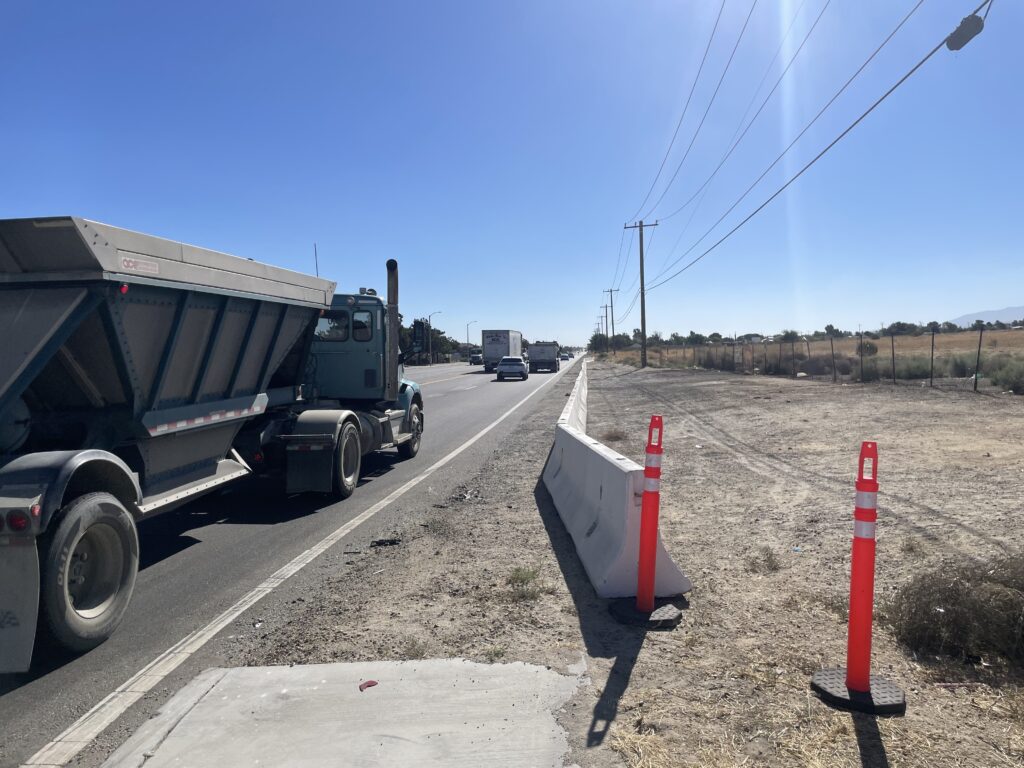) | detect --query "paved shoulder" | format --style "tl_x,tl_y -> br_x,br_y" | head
105,660 -> 580,768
